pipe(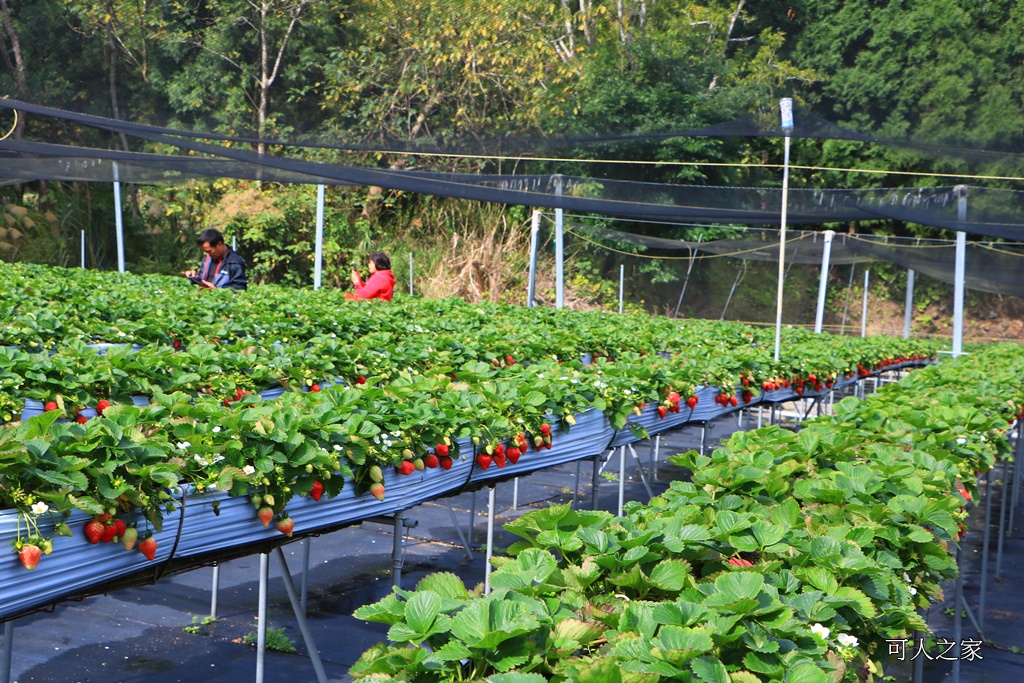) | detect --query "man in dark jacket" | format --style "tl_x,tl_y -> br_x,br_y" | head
182,228 -> 248,290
